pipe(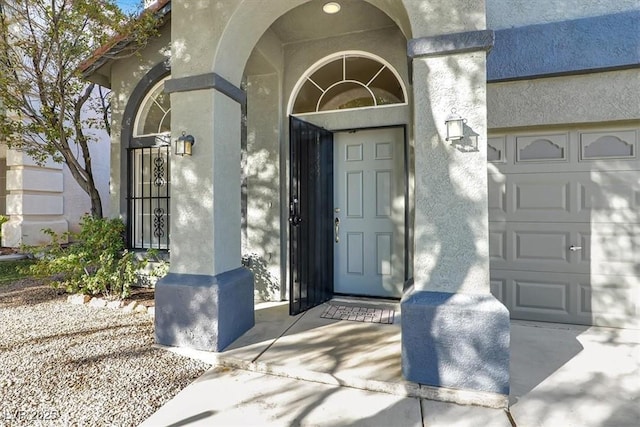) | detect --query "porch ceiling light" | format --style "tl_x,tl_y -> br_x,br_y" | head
323,2 -> 341,14
445,108 -> 466,141
175,132 -> 195,156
